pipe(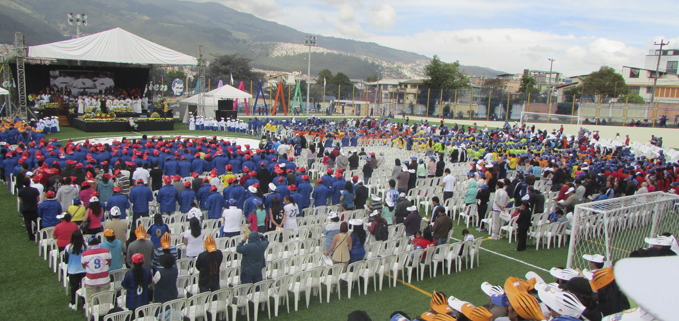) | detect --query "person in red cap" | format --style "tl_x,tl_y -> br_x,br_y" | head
157,176 -> 179,215
38,190 -> 62,228
129,179 -> 154,226
178,181 -> 196,214
79,181 -> 96,208
320,168 -> 335,188
312,178 -> 331,207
